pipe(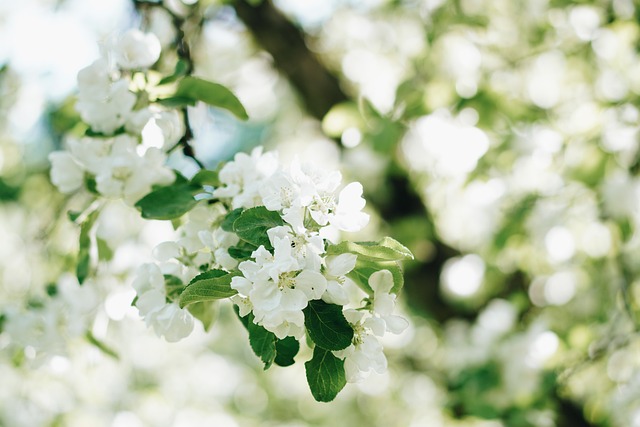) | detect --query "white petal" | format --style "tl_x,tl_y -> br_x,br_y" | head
136,289 -> 165,316
331,211 -> 370,233
344,357 -> 364,383
115,29 -> 161,70
231,295 -> 253,317
384,315 -> 409,334
214,248 -> 238,271
282,206 -> 306,233
267,226 -> 291,246
154,304 -> 194,342
132,263 -> 164,293
230,276 -> 253,296
369,270 -> 394,295
326,254 -> 358,277
49,151 -> 84,193
343,308 -> 366,325
364,316 -> 386,337
295,270 -> 327,300
250,281 -> 281,311
153,241 -> 181,262
322,281 -> 349,306
338,182 -> 366,212
373,293 -> 396,317
280,288 -> 308,311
